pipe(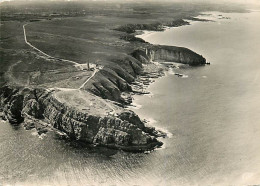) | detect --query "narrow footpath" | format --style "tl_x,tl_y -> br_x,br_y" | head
23,24 -> 80,66
22,23 -> 115,114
